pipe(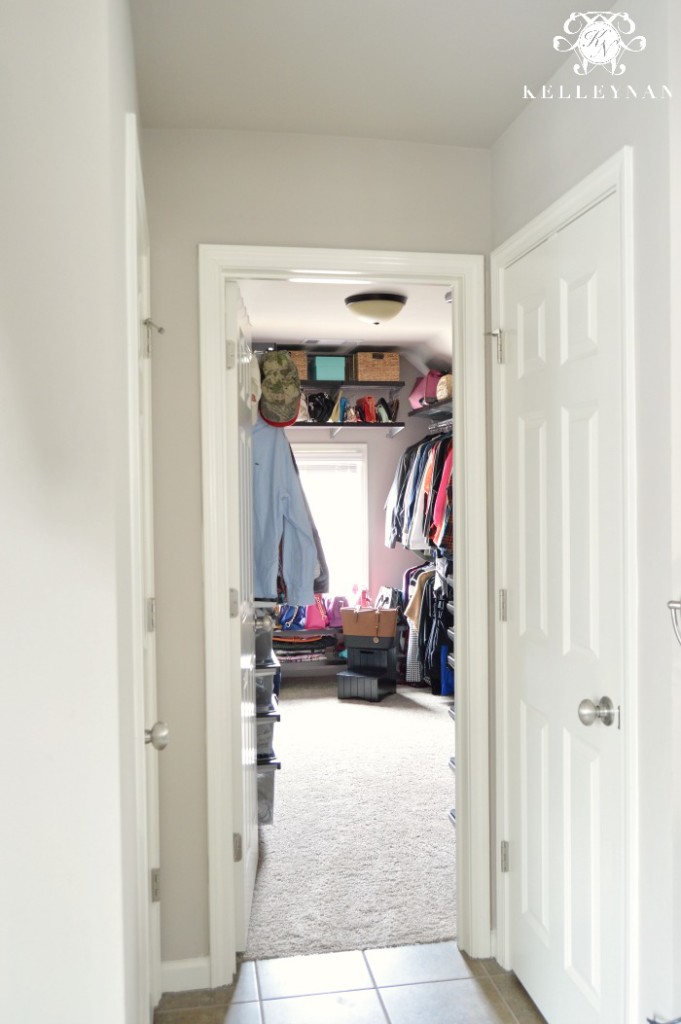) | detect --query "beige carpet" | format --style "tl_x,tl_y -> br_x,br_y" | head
243,678 -> 456,961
